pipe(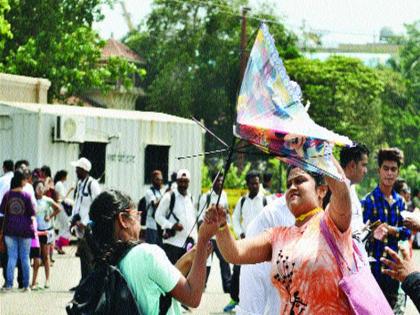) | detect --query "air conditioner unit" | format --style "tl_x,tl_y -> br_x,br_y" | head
54,116 -> 86,143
